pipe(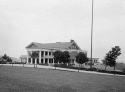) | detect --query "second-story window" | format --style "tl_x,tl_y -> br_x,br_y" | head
41,51 -> 43,56
45,51 -> 48,55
